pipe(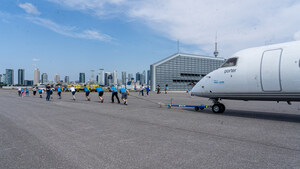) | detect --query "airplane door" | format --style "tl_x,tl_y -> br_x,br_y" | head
260,49 -> 282,91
